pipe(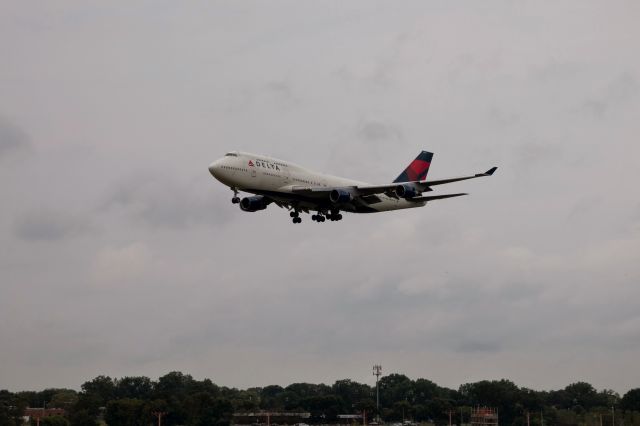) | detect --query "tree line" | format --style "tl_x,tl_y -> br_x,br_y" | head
2,372 -> 640,426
